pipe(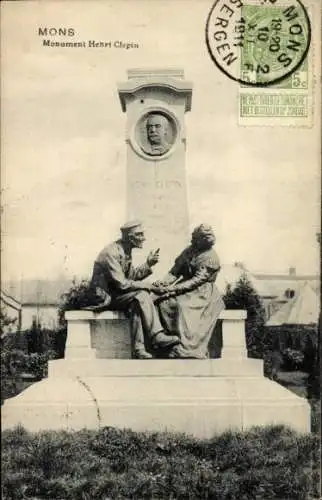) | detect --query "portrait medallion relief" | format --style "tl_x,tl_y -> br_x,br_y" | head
134,111 -> 178,159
